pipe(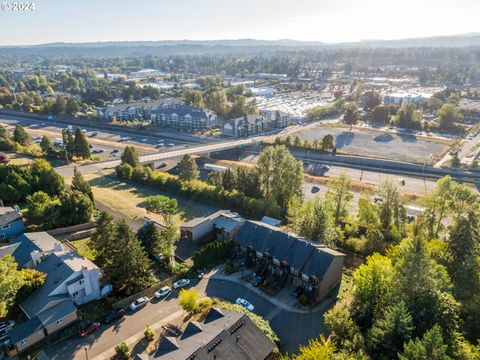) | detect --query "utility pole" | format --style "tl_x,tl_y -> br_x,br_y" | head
84,347 -> 89,360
